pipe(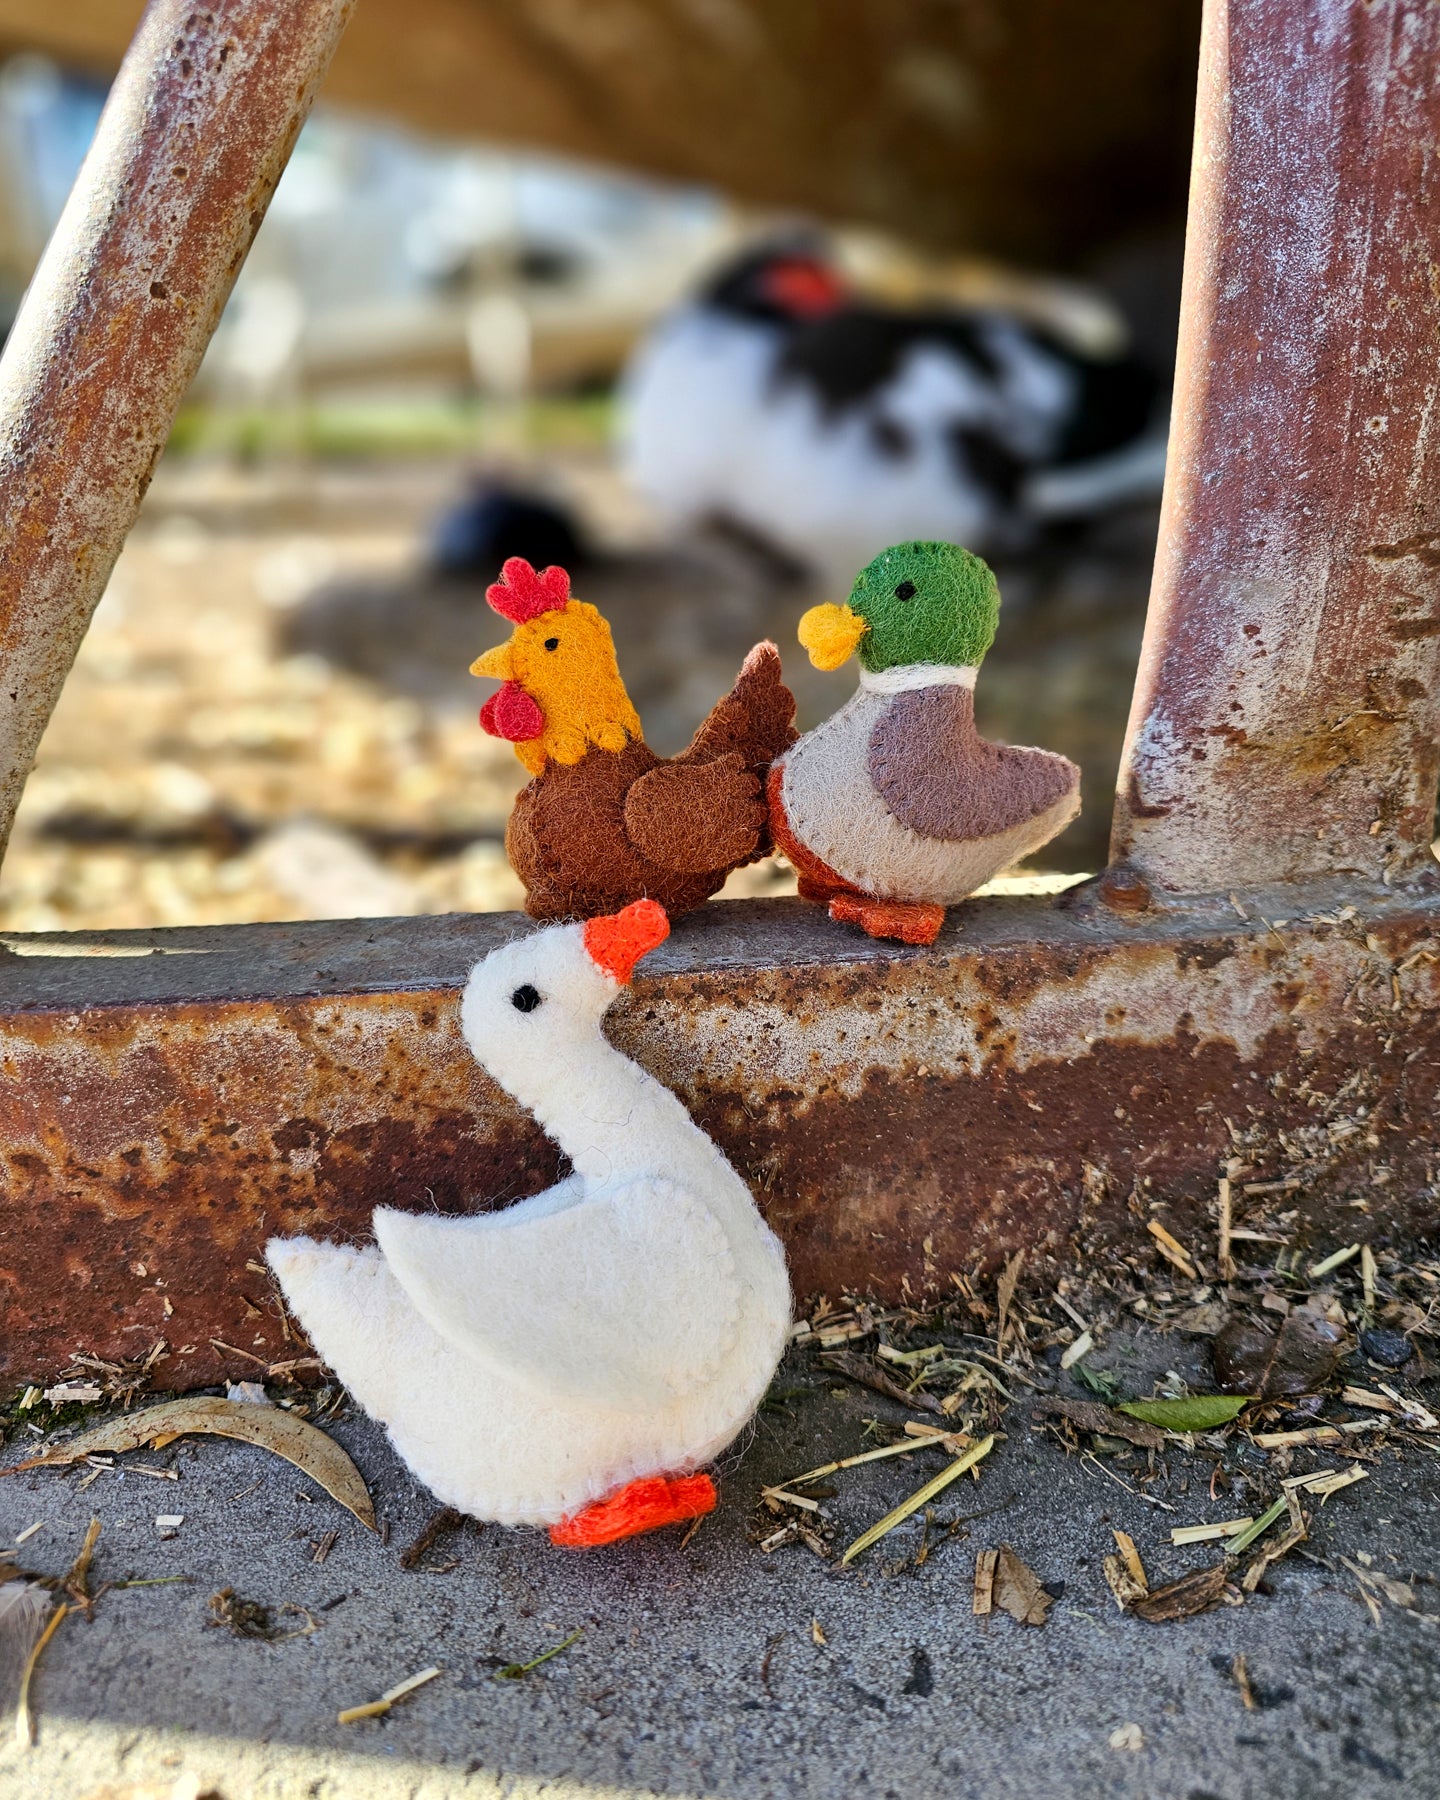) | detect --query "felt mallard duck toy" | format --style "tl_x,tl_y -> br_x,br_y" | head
471,558 -> 796,921
769,541 -> 1079,945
